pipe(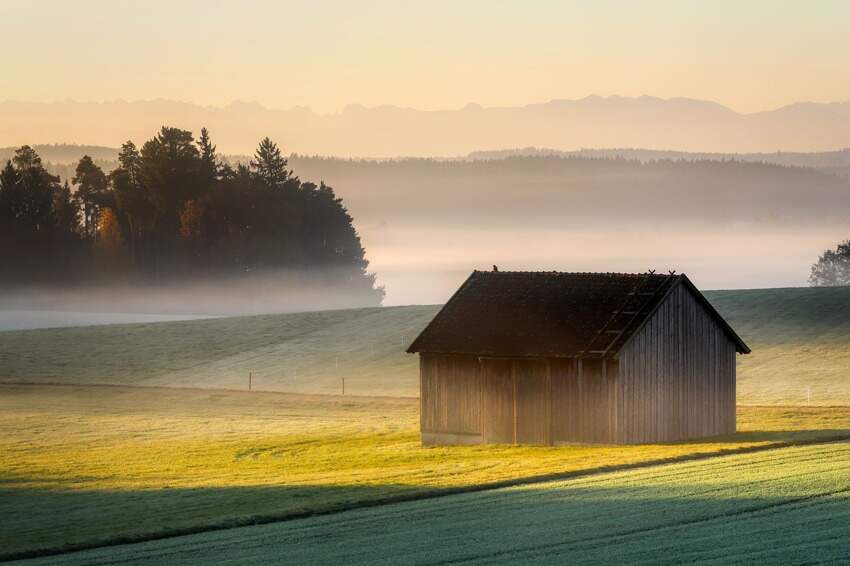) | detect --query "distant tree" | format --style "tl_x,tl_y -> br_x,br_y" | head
97,207 -> 124,252
0,130 -> 383,305
117,141 -> 142,184
52,181 -> 80,237
250,137 -> 289,187
11,146 -> 59,235
810,240 -> 850,286
197,127 -> 218,183
0,160 -> 21,223
73,155 -> 108,239
179,199 -> 204,239
12,145 -> 43,171
140,127 -> 201,222
139,127 -> 201,276
110,141 -> 151,265
0,147 -> 69,282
